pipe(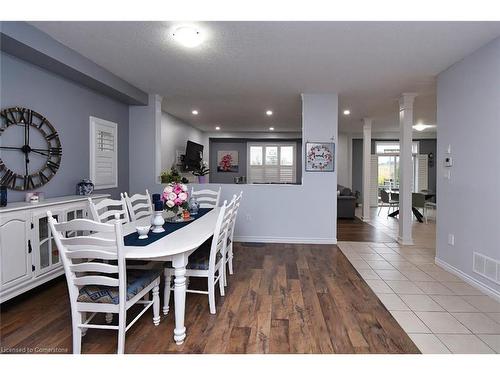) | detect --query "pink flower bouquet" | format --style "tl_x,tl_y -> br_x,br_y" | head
160,182 -> 189,213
